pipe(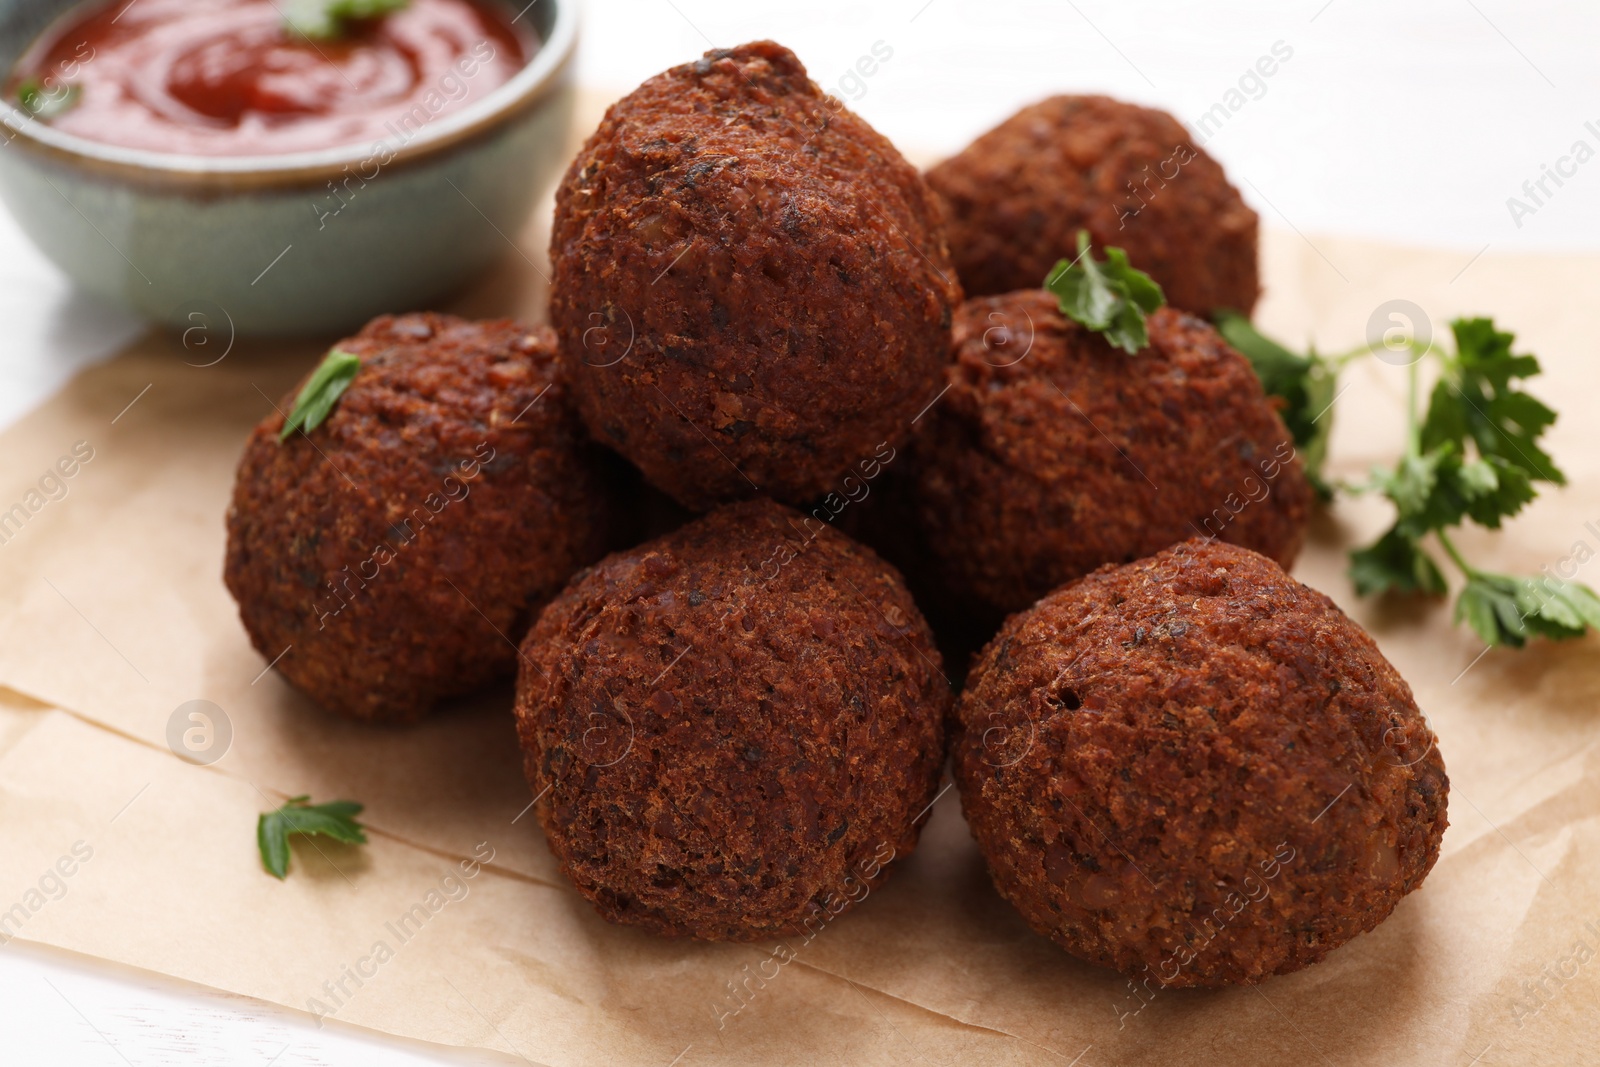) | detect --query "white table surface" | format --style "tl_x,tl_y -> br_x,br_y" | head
3,0 -> 1599,1063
